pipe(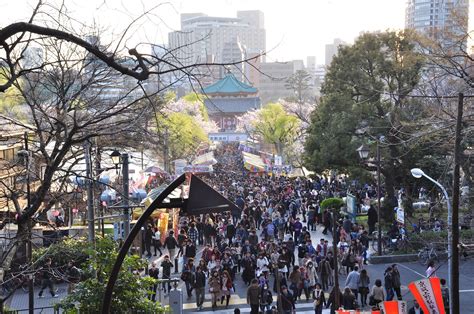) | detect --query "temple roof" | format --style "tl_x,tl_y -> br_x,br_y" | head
204,97 -> 261,113
202,72 -> 257,95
